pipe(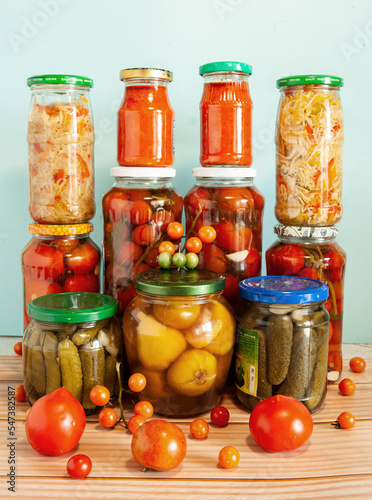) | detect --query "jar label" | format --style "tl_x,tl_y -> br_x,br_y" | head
235,326 -> 259,396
